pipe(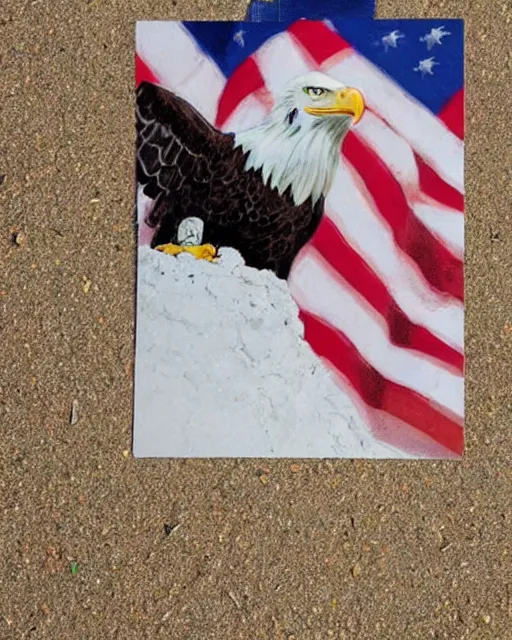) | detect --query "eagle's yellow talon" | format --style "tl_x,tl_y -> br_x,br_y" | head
155,243 -> 218,262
